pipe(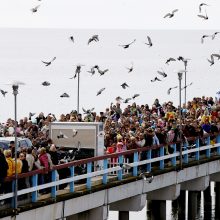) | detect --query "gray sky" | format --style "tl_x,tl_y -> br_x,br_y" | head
0,0 -> 220,29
